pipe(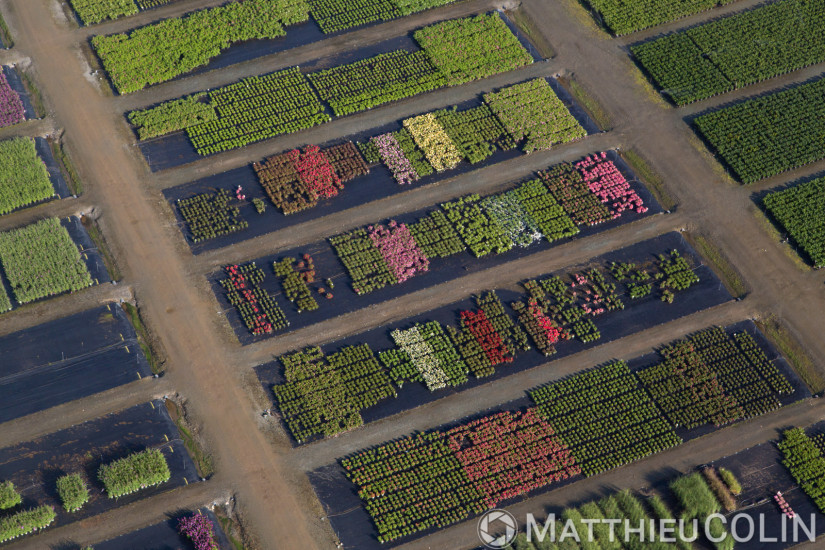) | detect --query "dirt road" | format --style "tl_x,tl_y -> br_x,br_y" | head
4,0 -> 327,547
